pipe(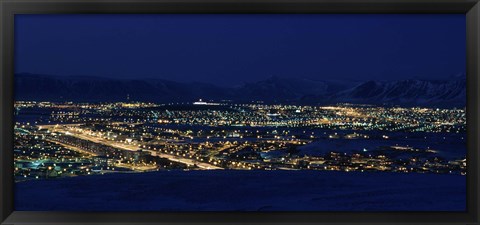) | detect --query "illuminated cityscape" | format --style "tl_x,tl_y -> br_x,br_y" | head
14,100 -> 467,181
13,14 -> 467,211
